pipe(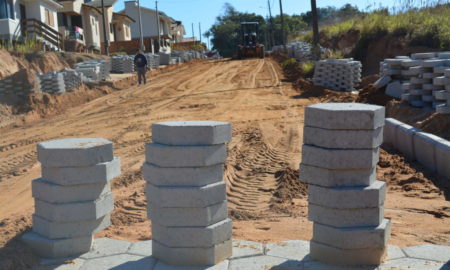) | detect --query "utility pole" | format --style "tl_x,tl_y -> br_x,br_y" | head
137,0 -> 144,51
267,0 -> 274,48
279,0 -> 286,48
191,23 -> 195,41
199,22 -> 202,44
100,0 -> 109,56
156,0 -> 161,51
311,0 -> 320,59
